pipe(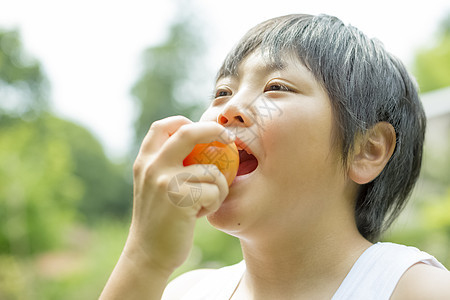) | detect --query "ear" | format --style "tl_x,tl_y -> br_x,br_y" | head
348,122 -> 396,185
